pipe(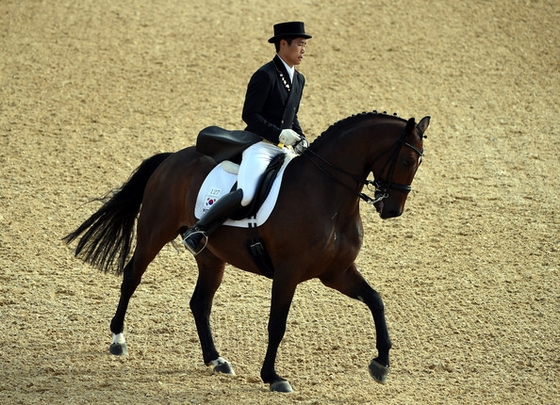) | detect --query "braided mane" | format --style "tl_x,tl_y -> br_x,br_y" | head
309,110 -> 406,149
